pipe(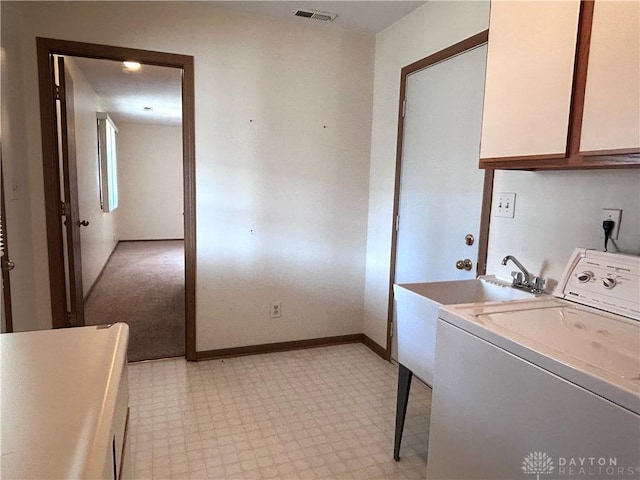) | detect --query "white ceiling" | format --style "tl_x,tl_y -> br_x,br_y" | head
212,1 -> 427,34
73,57 -> 182,127
72,1 -> 426,127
